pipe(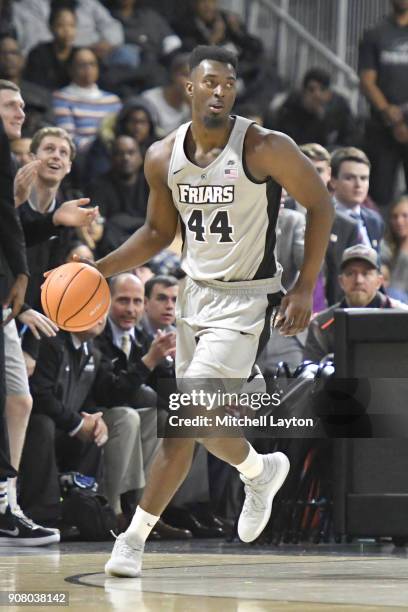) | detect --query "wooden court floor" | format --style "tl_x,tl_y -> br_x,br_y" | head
1,539 -> 408,611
